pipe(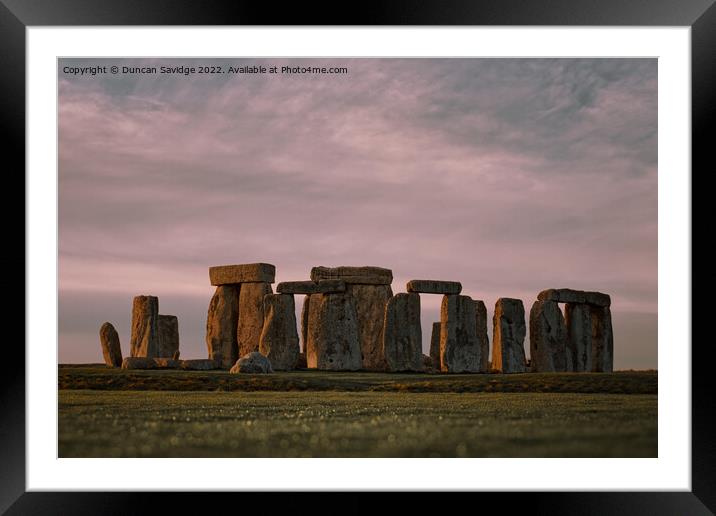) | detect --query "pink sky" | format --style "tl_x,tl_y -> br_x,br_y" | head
58,58 -> 657,368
